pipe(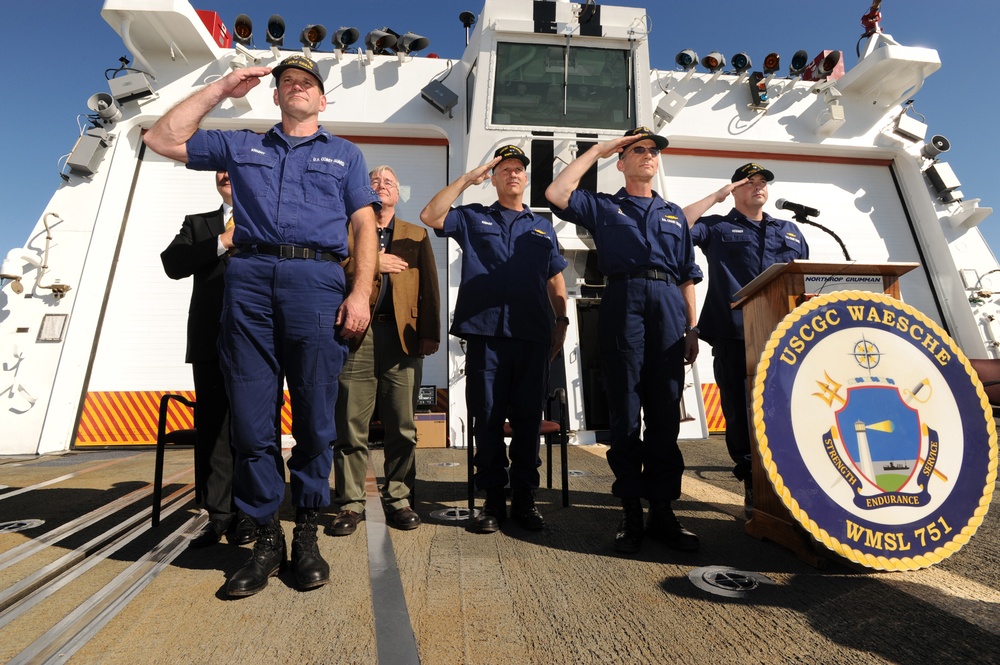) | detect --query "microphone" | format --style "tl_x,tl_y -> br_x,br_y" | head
776,198 -> 820,218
